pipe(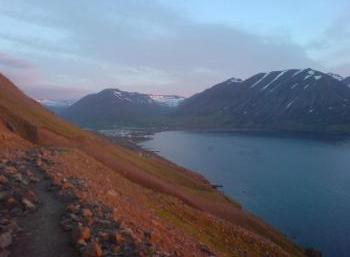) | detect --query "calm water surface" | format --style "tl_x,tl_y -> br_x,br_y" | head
140,131 -> 350,257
